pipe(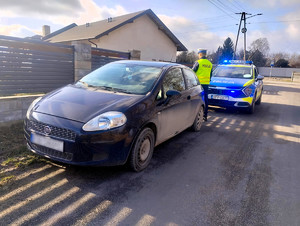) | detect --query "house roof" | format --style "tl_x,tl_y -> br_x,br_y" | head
43,9 -> 187,51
